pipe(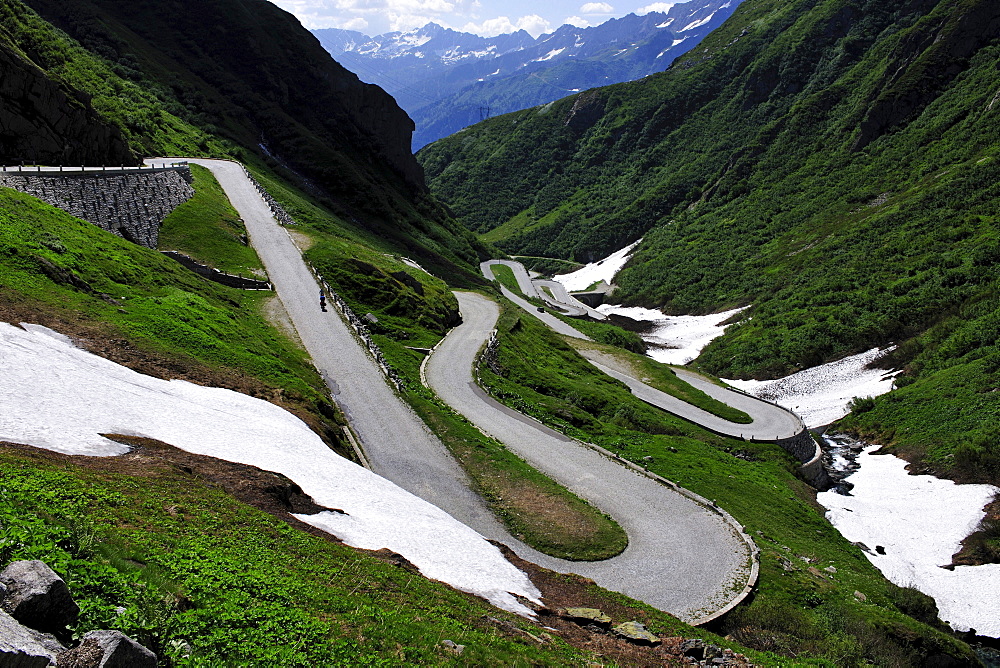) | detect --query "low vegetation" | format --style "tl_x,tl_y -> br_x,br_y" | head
478,302 -> 975,666
420,0 -> 1000,487
157,164 -> 264,276
0,444 -> 618,666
